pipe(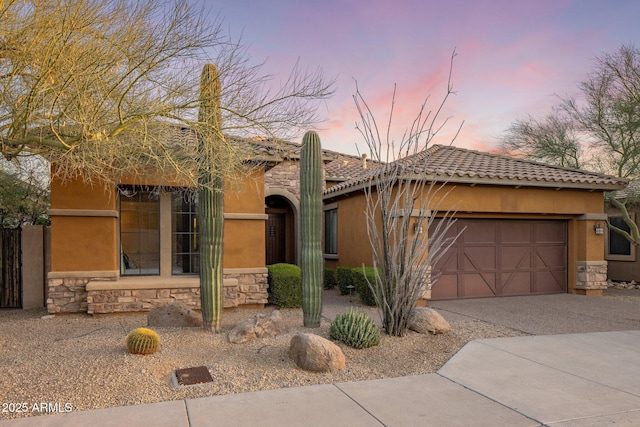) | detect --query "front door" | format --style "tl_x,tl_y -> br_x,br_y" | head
266,213 -> 286,265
